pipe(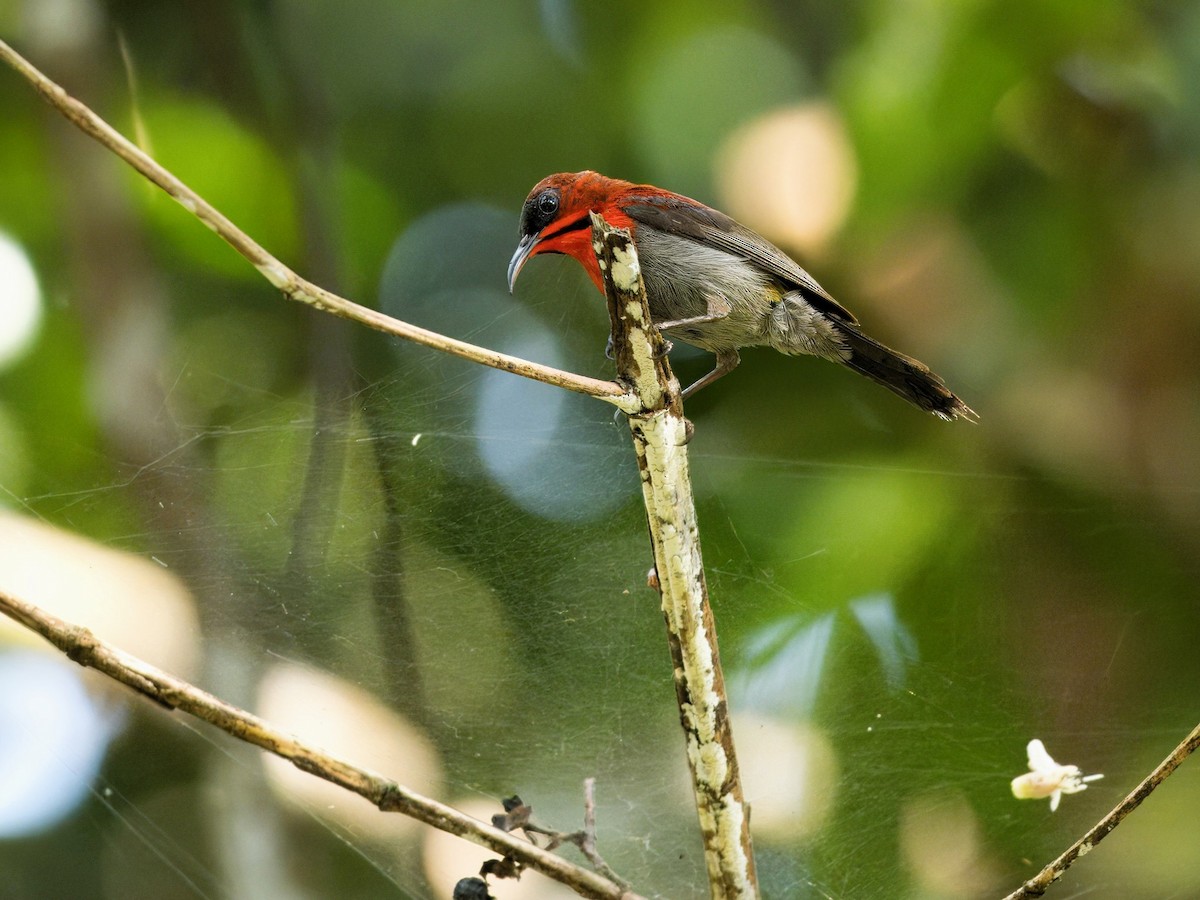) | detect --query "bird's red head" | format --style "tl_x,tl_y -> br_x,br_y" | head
507,171 -> 637,294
